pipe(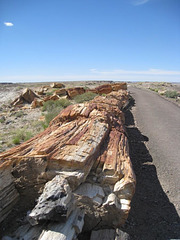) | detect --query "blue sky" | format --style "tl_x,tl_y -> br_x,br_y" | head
0,0 -> 180,82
